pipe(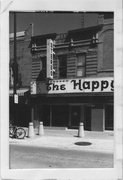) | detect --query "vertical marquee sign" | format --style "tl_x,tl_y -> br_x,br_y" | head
46,39 -> 54,79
